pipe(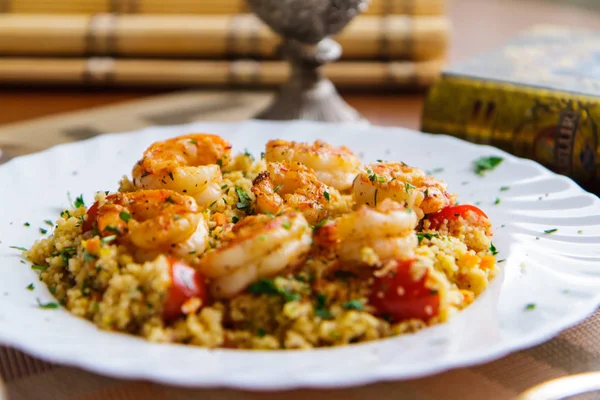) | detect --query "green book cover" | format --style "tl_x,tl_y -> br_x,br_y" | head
421,25 -> 600,187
